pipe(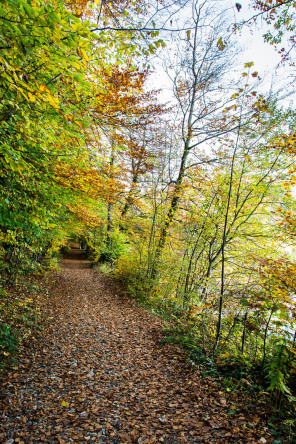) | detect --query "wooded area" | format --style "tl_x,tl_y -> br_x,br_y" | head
2,0 -> 296,440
